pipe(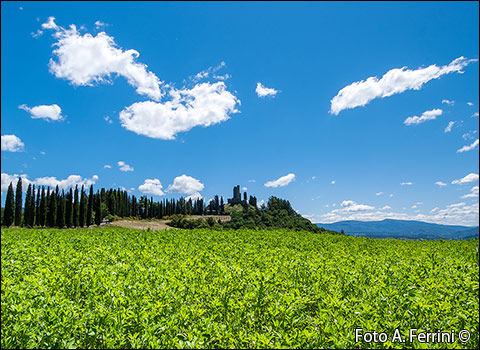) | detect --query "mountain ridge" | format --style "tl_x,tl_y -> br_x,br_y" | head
316,218 -> 479,240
